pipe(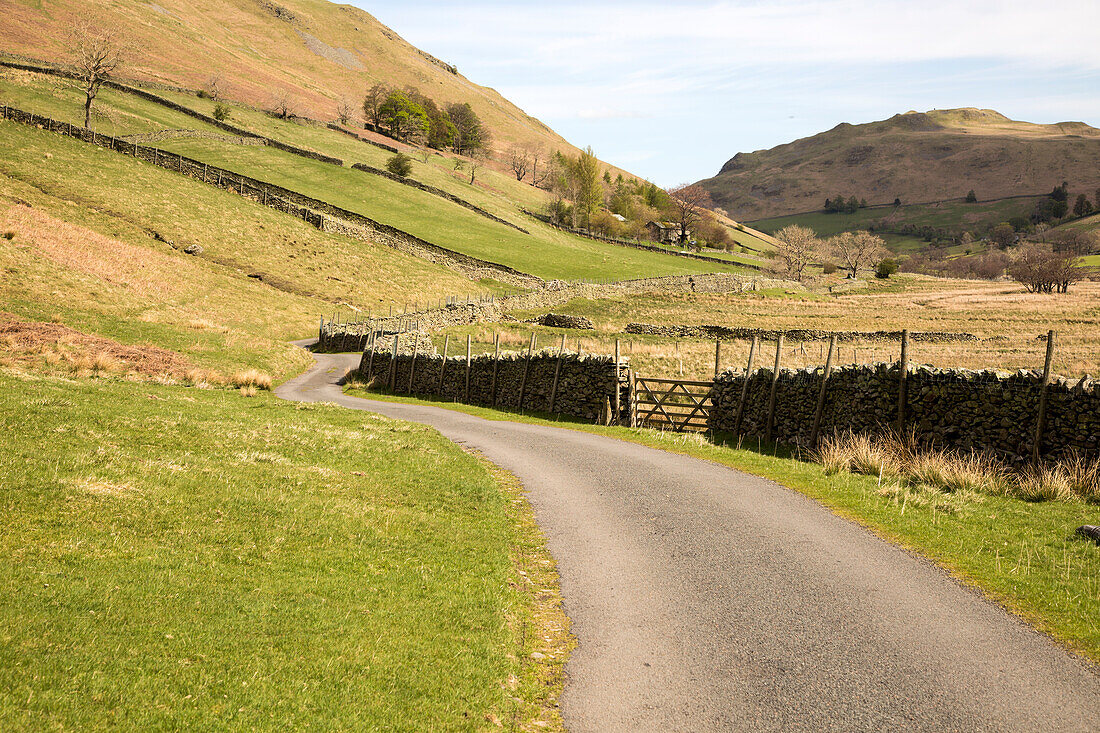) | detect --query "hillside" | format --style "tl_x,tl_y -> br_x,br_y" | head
698,108 -> 1100,221
0,0 -> 589,162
